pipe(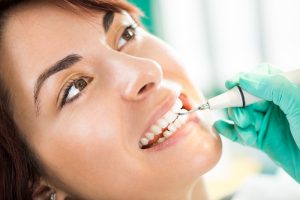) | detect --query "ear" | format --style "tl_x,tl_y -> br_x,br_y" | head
31,178 -> 67,200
